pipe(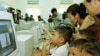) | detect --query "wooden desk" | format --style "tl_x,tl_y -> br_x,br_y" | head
32,50 -> 42,56
32,44 -> 55,56
32,37 -> 56,56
